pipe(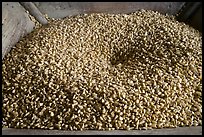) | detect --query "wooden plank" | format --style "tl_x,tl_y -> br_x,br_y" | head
2,126 -> 202,135
33,2 -> 185,19
20,2 -> 48,25
2,2 -> 35,59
